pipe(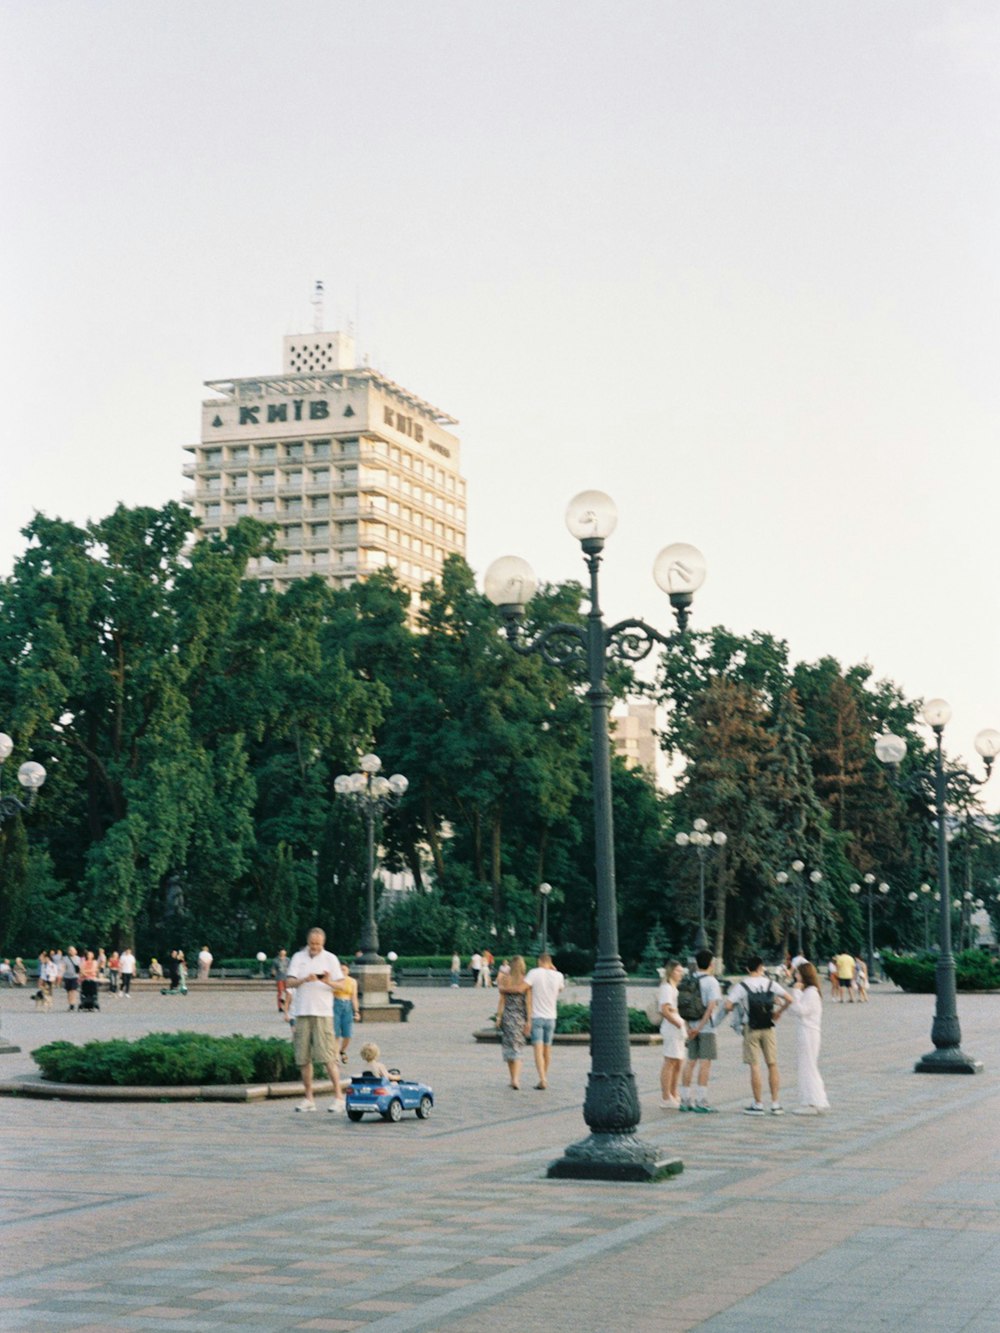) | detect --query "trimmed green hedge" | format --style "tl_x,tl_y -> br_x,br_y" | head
882,950 -> 1000,994
31,1032 -> 305,1086
491,1002 -> 656,1035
